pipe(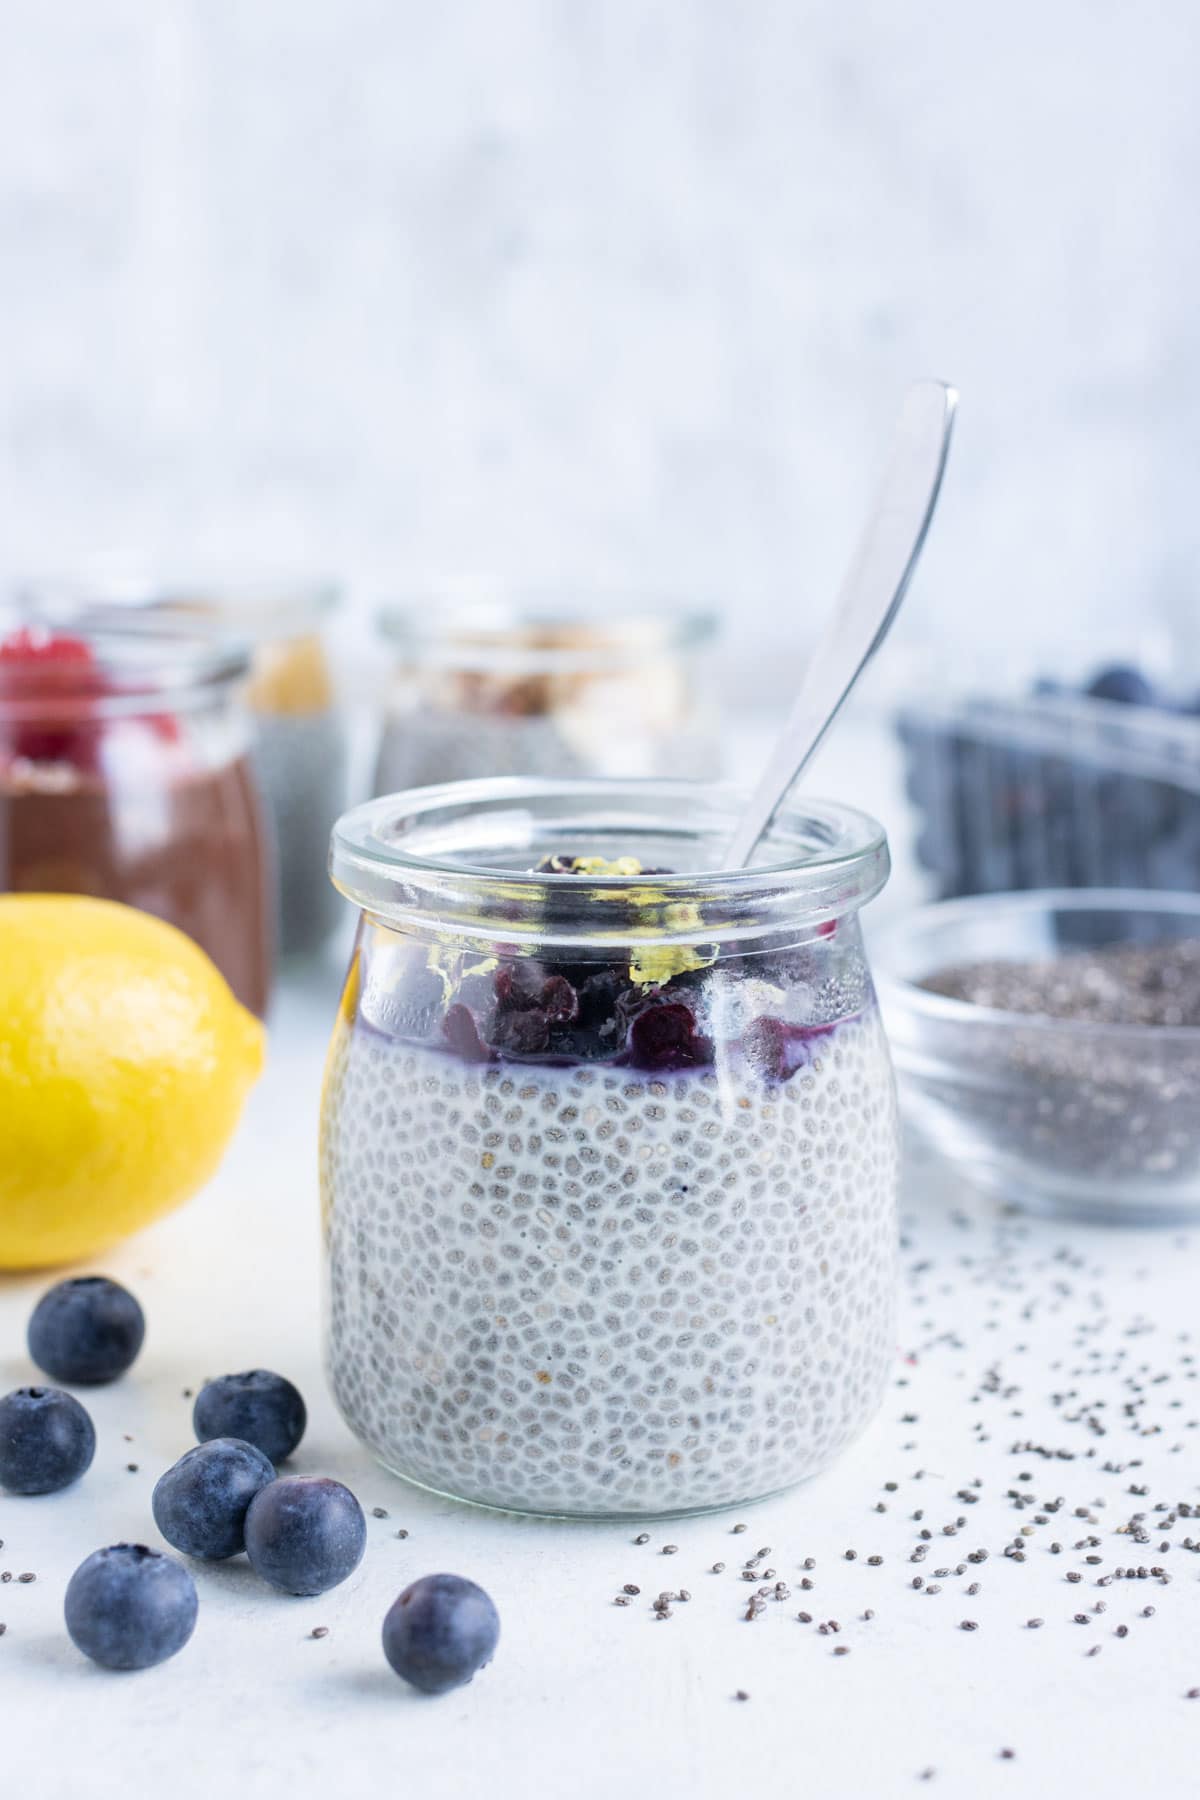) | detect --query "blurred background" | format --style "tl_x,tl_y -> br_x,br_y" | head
4,0 -> 1200,955
2,0 -> 1198,698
